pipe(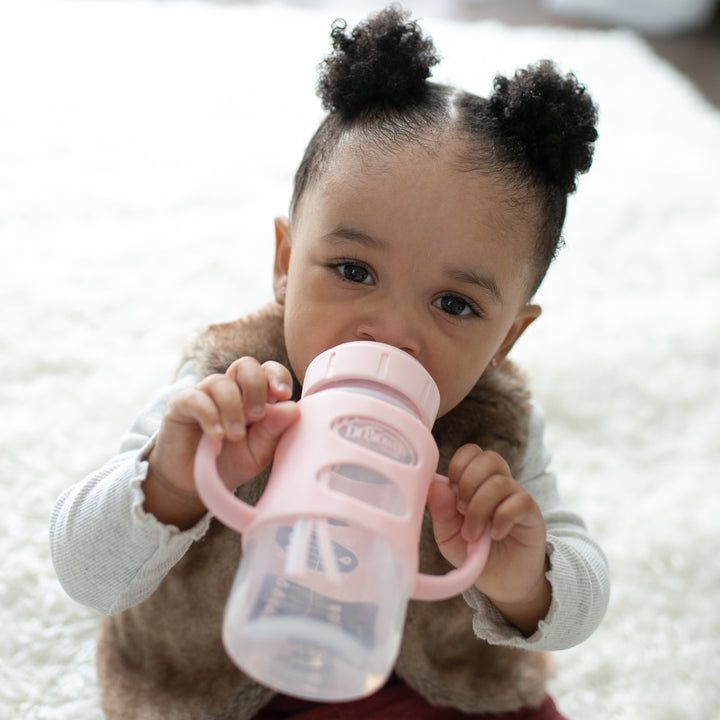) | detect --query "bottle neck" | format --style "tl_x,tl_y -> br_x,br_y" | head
314,380 -> 421,421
